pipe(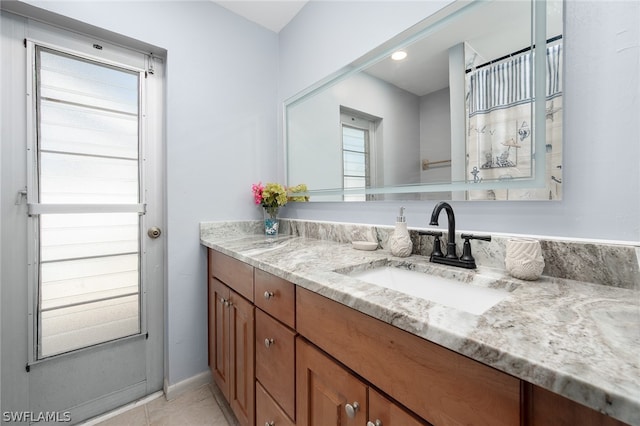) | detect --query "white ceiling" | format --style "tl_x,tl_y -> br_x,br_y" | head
213,1 -> 308,33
